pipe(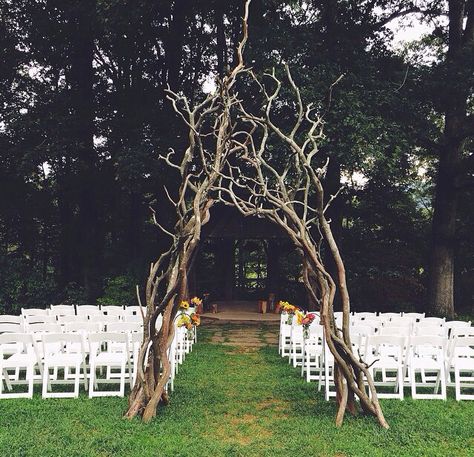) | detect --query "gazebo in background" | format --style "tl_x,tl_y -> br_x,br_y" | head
189,206 -> 306,312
